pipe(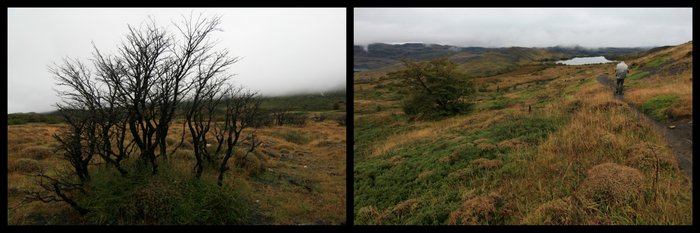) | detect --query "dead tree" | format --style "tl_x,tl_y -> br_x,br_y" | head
50,59 -> 101,183
92,14 -> 231,174
216,86 -> 262,186
92,49 -> 135,176
27,59 -> 103,215
184,76 -> 229,178
26,169 -> 90,215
